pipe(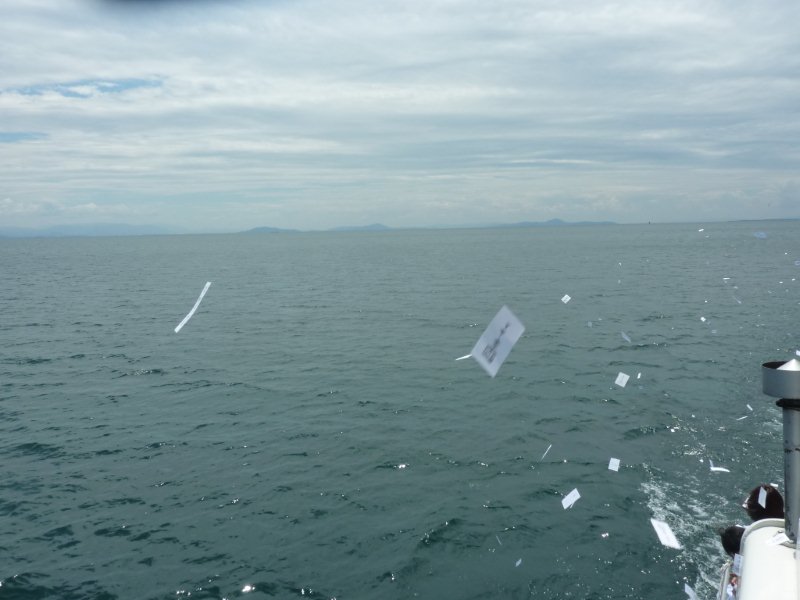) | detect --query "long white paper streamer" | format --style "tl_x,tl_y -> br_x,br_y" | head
174,281 -> 212,333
